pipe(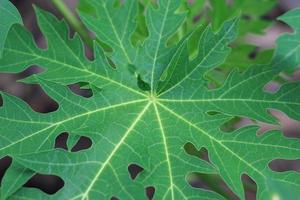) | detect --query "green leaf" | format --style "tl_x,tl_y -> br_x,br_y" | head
209,0 -> 276,33
0,0 -> 22,57
217,0 -> 276,71
0,162 -> 33,200
177,0 -> 277,71
157,17 -> 239,94
0,2 -> 300,200
0,6 -> 141,93
78,0 -> 138,65
134,0 -> 186,91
